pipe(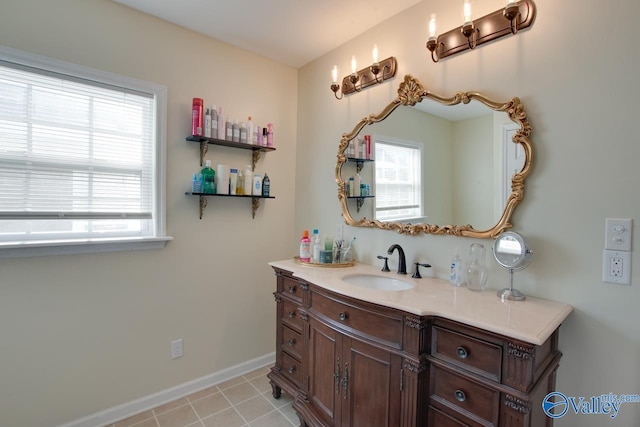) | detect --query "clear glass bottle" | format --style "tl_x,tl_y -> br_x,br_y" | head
465,243 -> 488,291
